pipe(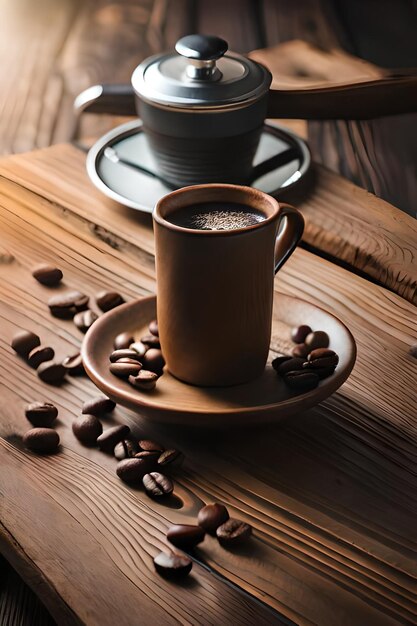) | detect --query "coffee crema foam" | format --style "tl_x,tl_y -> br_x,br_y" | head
168,202 -> 265,231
